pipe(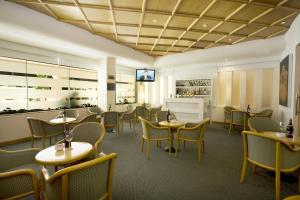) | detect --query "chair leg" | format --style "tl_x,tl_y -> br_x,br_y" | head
240,158 -> 247,183
42,137 -> 46,149
141,138 -> 144,152
224,116 -> 226,128
229,124 -> 233,135
298,170 -> 300,192
169,140 -> 171,158
146,140 -> 150,160
252,164 -> 256,174
176,139 -> 180,157
31,137 -> 34,148
275,167 -> 281,200
156,141 -> 159,148
198,141 -> 202,162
